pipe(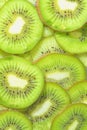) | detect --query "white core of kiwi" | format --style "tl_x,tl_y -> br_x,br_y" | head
31,99 -> 52,117
46,71 -> 70,81
58,0 -> 78,11
9,16 -> 25,34
68,120 -> 79,130
7,74 -> 28,89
